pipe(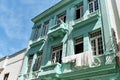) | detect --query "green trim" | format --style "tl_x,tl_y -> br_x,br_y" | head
59,64 -> 116,79
32,0 -> 74,23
